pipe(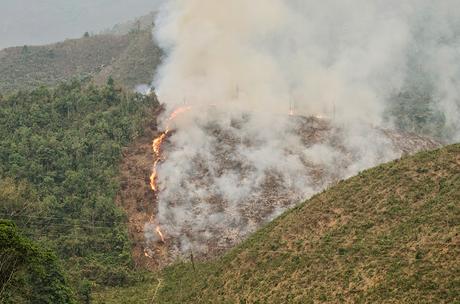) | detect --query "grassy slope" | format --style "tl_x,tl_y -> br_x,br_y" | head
0,30 -> 161,93
148,144 -> 459,303
92,274 -> 160,304
93,30 -> 162,89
